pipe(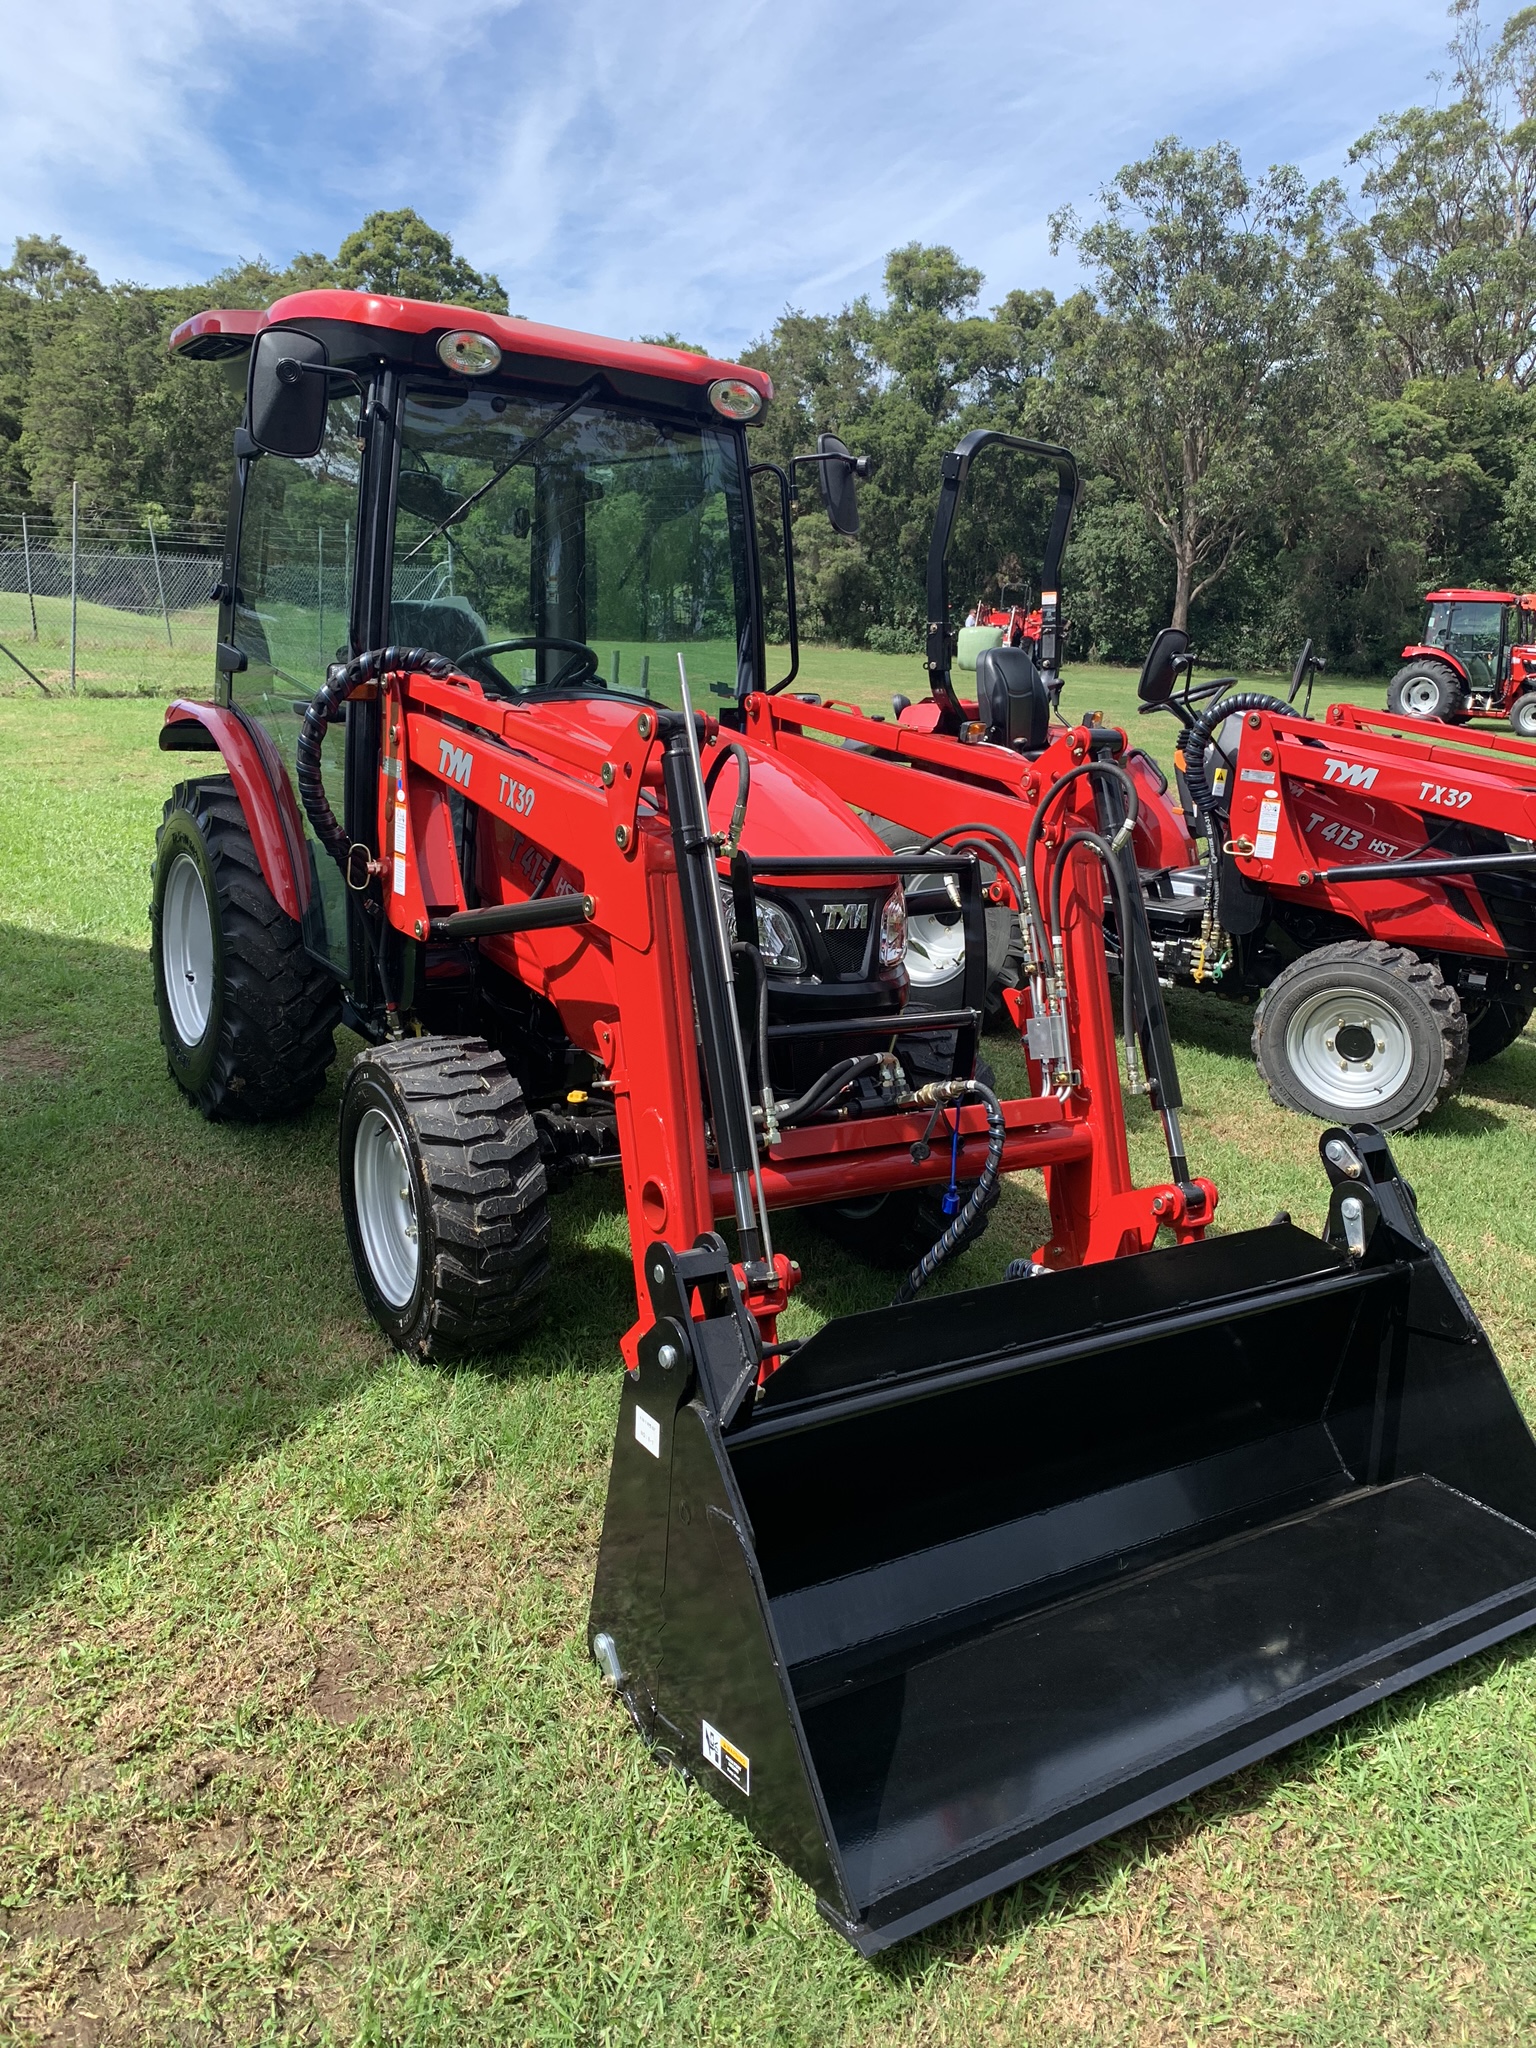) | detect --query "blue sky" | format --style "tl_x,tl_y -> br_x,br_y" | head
2,0 -> 1460,354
